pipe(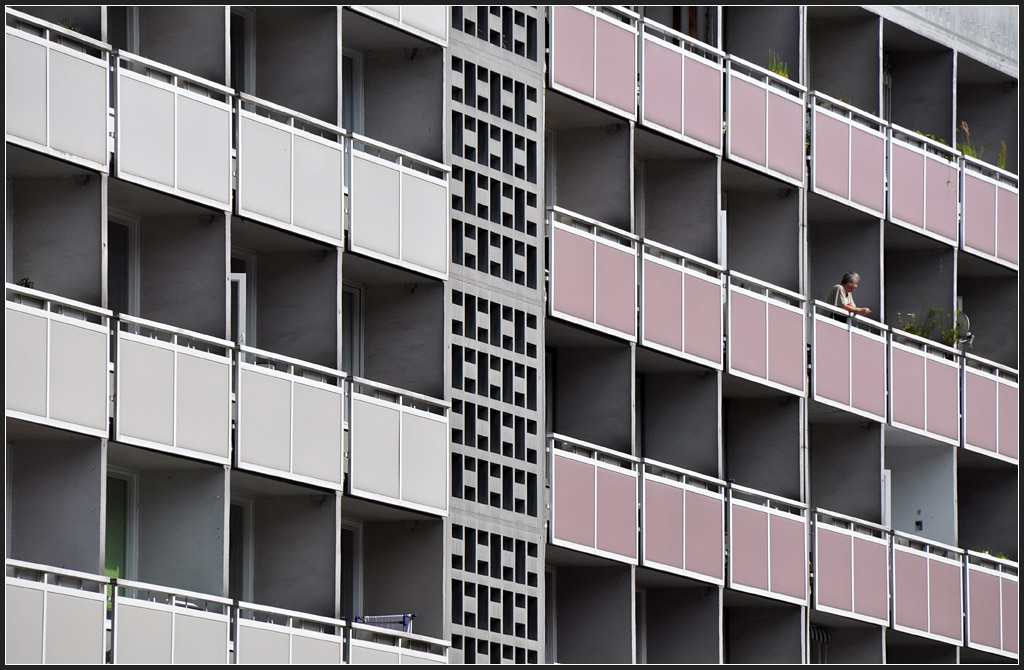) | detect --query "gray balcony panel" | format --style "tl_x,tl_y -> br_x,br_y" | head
351,643 -> 401,664
118,338 -> 175,446
49,320 -> 108,431
291,382 -> 343,485
239,115 -> 292,225
237,624 -> 290,664
44,590 -> 106,664
116,603 -> 174,663
173,612 -> 229,664
401,6 -> 448,42
292,134 -> 344,241
400,172 -> 448,276
400,411 -> 448,510
176,96 -> 232,205
4,308 -> 47,417
118,75 -> 175,187
238,368 -> 293,473
351,154 -> 401,259
175,352 -> 231,460
350,395 -> 401,499
5,583 -> 45,663
5,33 -> 47,145
292,635 -> 344,664
49,49 -> 107,165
